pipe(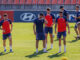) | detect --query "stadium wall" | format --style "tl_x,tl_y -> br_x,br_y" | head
0,11 -> 77,22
